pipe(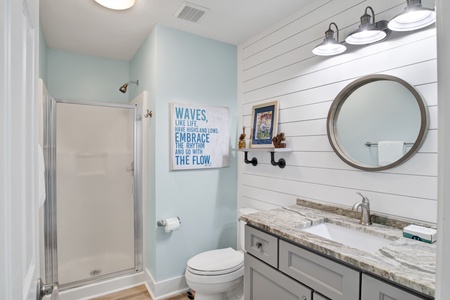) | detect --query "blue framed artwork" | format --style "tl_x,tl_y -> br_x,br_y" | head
250,101 -> 279,148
